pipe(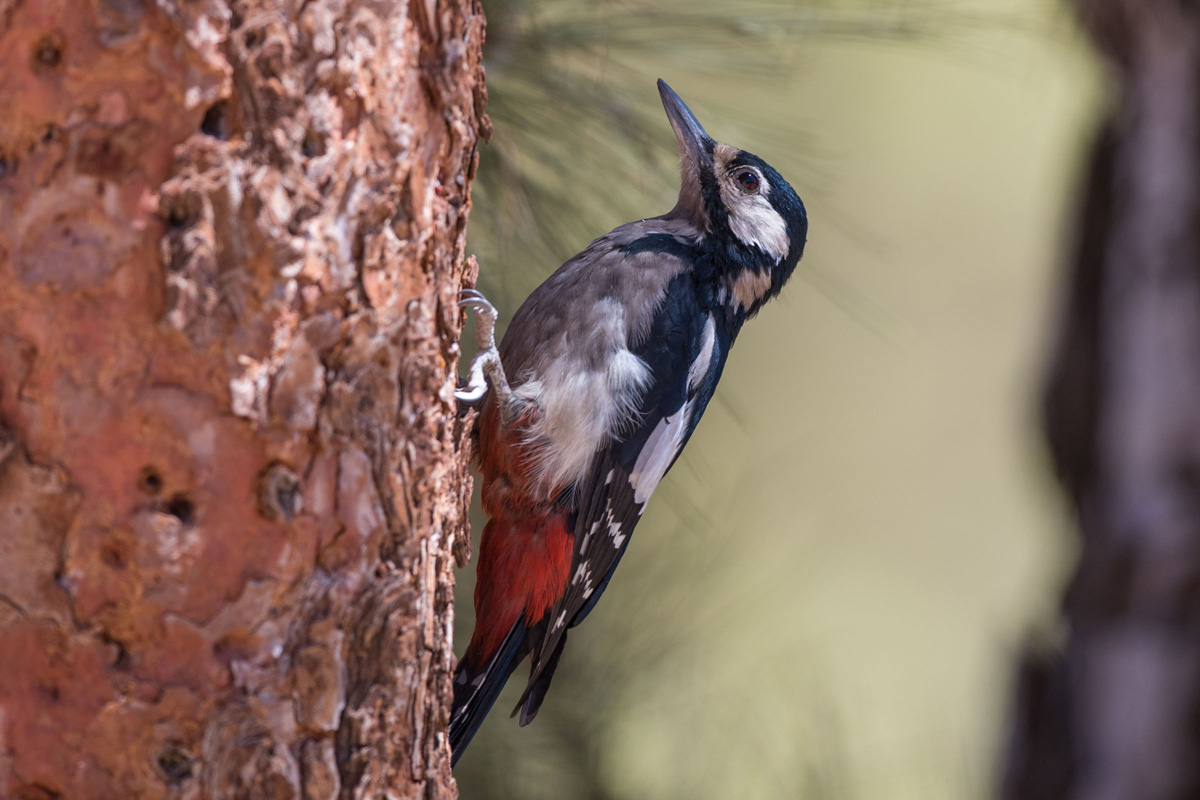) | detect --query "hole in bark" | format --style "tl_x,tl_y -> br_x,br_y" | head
288,204 -> 318,234
38,683 -> 60,702
165,493 -> 195,524
99,543 -> 126,569
31,32 -> 64,72
99,632 -> 132,670
258,462 -> 302,523
155,741 -> 194,784
32,124 -> 58,150
162,192 -> 200,229
137,465 -> 163,495
243,27 -> 264,48
200,101 -> 230,140
301,127 -> 326,158
0,153 -> 13,180
274,479 -> 300,517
